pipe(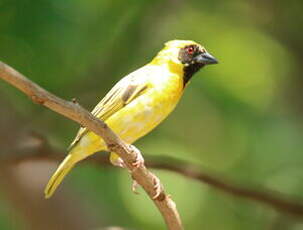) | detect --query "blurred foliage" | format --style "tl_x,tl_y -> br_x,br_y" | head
0,0 -> 303,229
